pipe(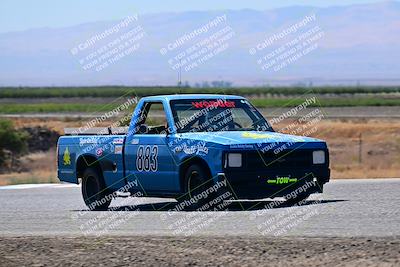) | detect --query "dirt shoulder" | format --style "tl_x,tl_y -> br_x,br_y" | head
0,236 -> 399,266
